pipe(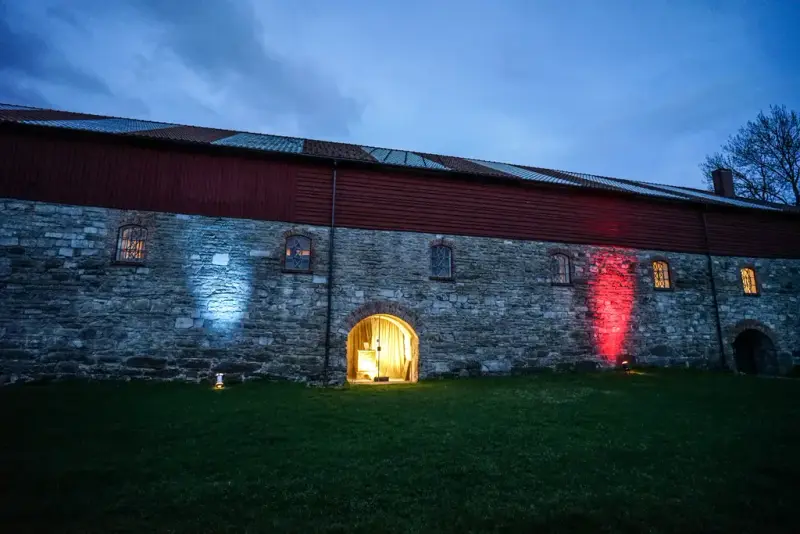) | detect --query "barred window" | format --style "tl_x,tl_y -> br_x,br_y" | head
652,260 -> 671,289
430,245 -> 453,279
115,225 -> 147,263
741,267 -> 758,295
552,254 -> 571,285
284,235 -> 311,272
